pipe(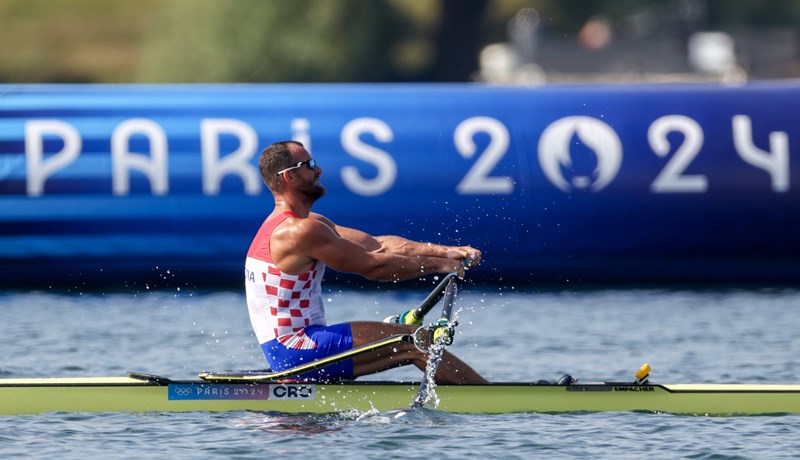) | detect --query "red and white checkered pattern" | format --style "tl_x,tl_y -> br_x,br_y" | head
244,212 -> 327,349
265,265 -> 318,348
246,257 -> 326,349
